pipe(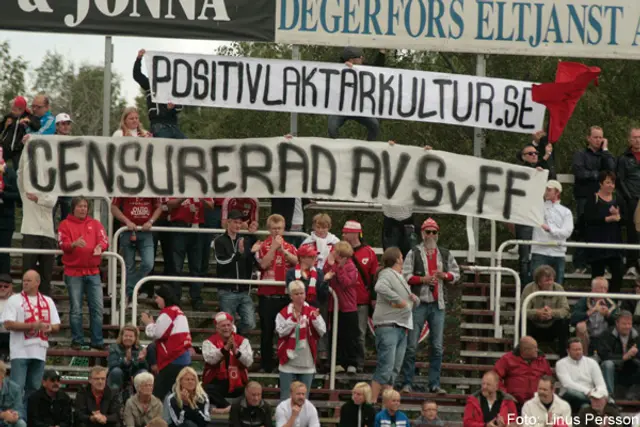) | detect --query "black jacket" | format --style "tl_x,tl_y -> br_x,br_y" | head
0,112 -> 41,164
620,299 -> 640,326
0,166 -> 19,230
571,147 -> 616,199
598,327 -> 640,371
338,400 -> 376,427
523,137 -> 556,179
74,385 -> 121,427
213,232 -> 255,287
229,398 -> 273,427
27,387 -> 73,427
133,57 -> 182,126
617,149 -> 640,201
